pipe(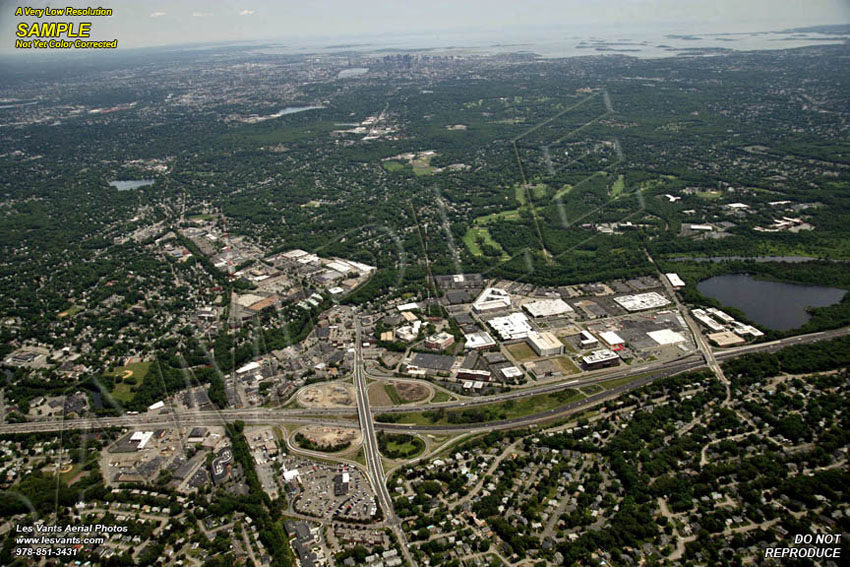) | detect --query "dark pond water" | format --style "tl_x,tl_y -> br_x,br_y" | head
697,274 -> 846,331
671,256 -> 840,263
